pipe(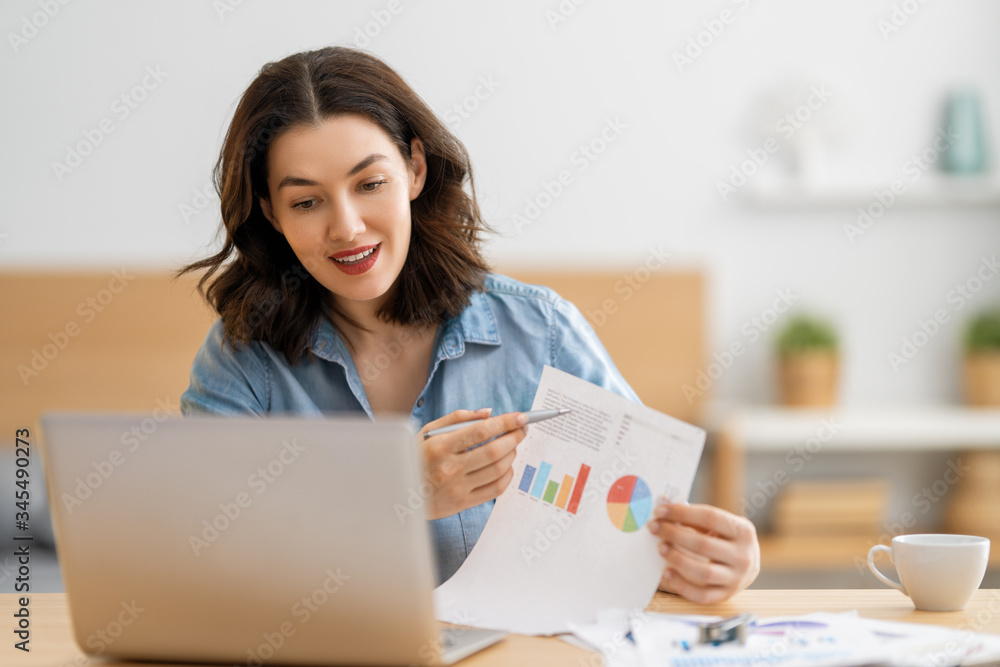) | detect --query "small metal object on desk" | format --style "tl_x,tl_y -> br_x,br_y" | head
698,613 -> 756,646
